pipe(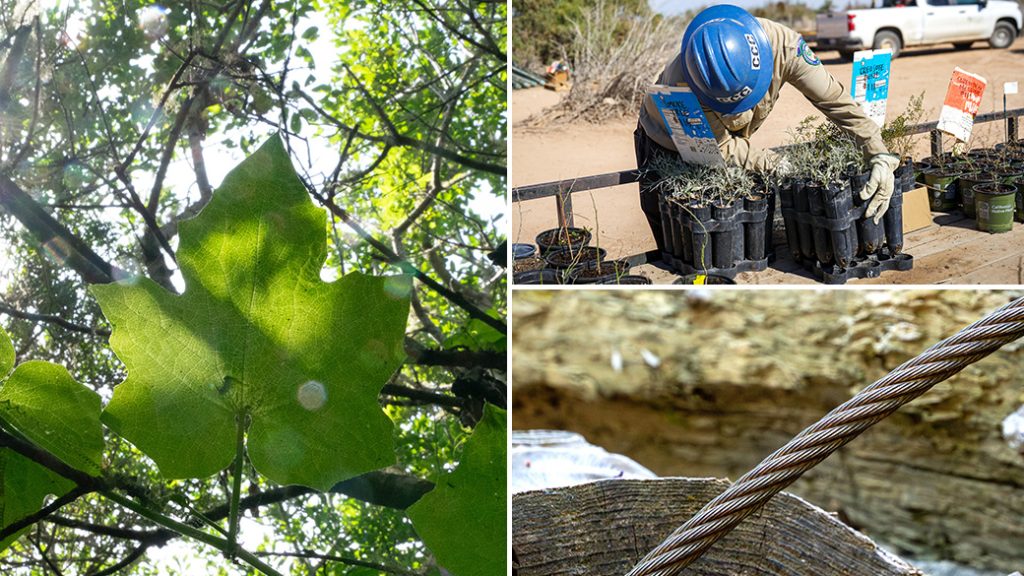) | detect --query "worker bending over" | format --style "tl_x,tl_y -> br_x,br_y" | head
636,4 -> 899,252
